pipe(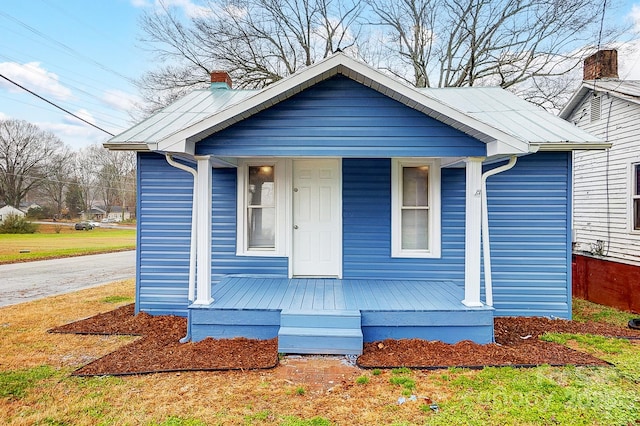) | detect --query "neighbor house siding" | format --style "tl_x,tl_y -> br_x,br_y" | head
571,94 -> 640,265
137,152 -> 193,316
196,76 -> 486,158
487,152 -> 572,318
342,158 -> 465,283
